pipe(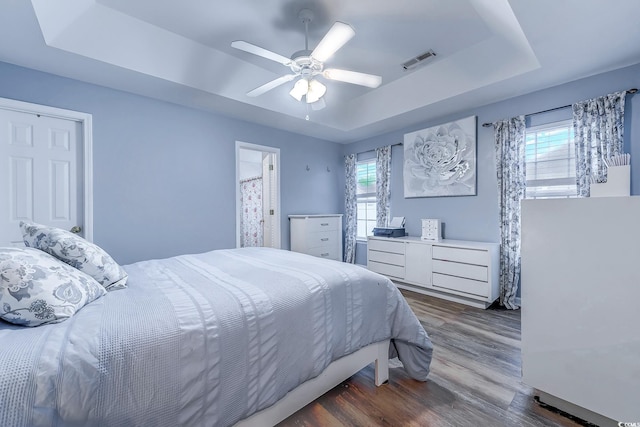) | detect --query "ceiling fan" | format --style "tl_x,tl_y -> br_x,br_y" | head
231,9 -> 382,108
